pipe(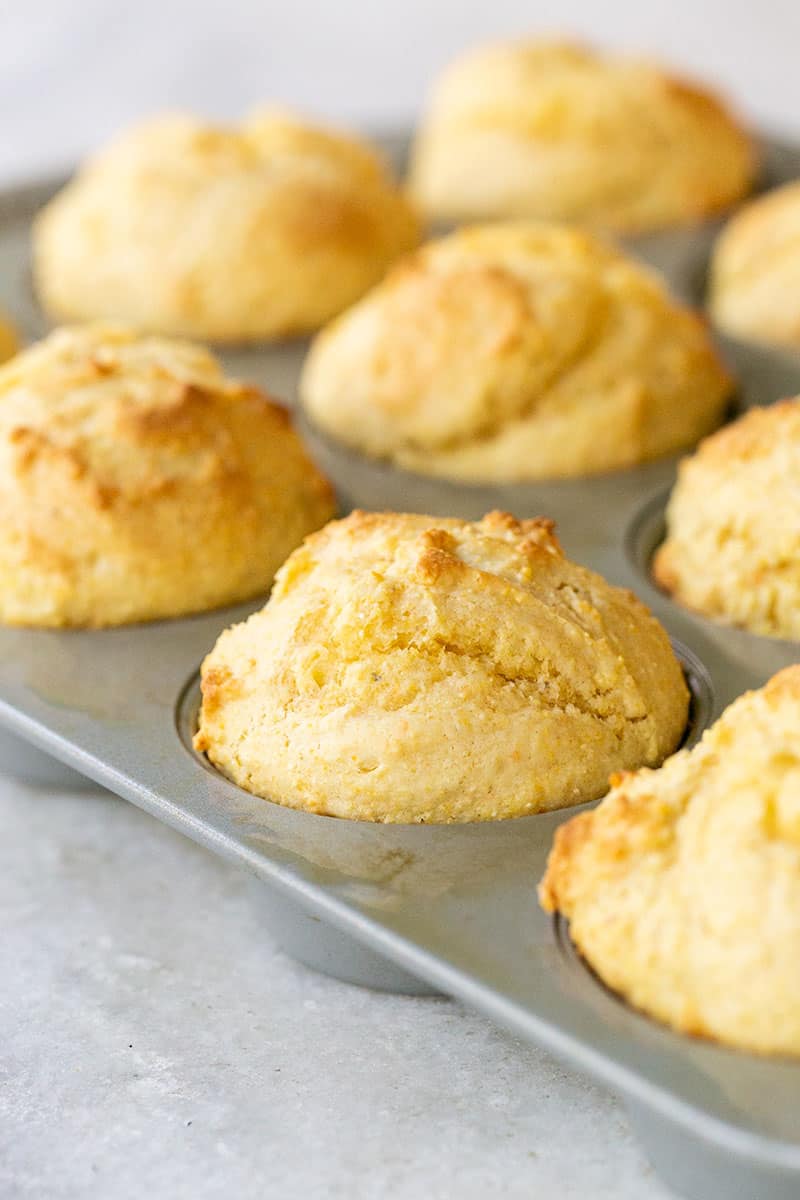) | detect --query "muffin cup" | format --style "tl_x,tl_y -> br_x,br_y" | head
246,877 -> 441,994
0,724 -> 96,790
